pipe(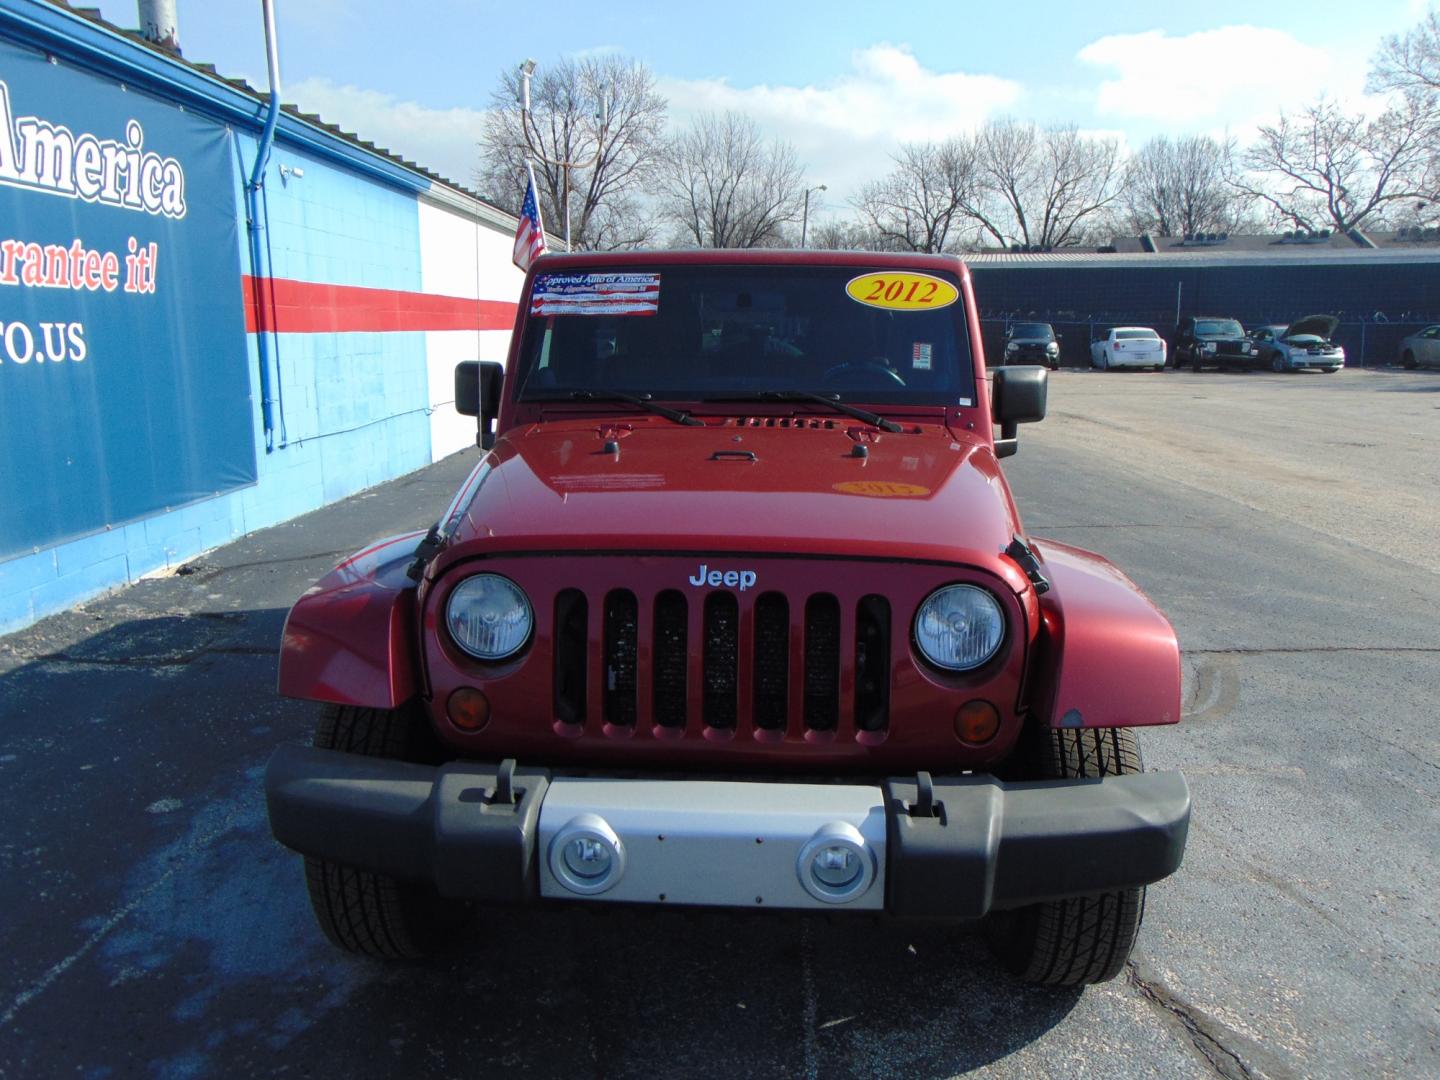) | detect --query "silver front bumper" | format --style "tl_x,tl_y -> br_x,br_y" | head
538,778 -> 887,910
